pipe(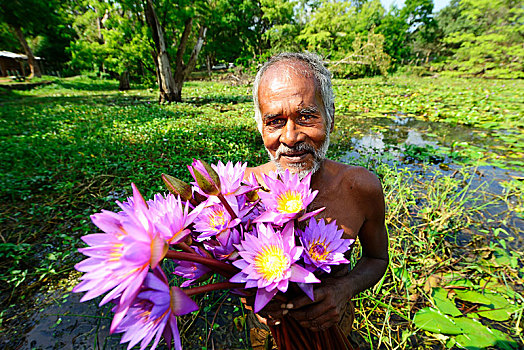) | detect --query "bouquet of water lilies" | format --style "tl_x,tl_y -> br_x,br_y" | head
73,159 -> 355,350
